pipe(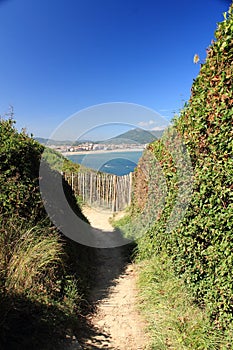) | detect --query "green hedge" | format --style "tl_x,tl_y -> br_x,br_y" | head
133,4 -> 233,332
0,117 -> 94,348
0,118 -> 45,220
